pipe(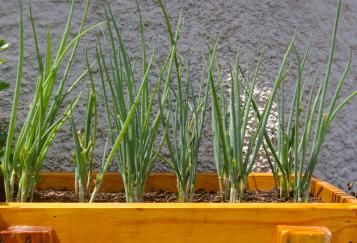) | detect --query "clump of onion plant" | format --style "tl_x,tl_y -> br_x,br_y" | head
70,51 -> 97,202
210,35 -> 295,202
0,0 -> 101,202
89,4 -> 171,202
156,1 -> 210,202
263,0 -> 356,202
